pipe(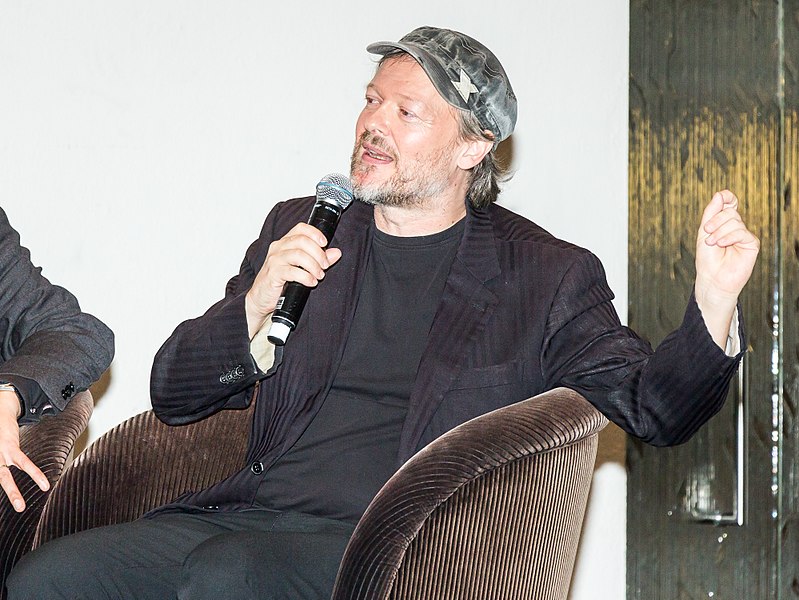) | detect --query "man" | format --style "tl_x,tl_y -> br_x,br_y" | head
9,26 -> 758,599
0,207 -> 114,513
